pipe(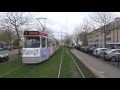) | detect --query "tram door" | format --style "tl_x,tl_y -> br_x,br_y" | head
40,36 -> 47,61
